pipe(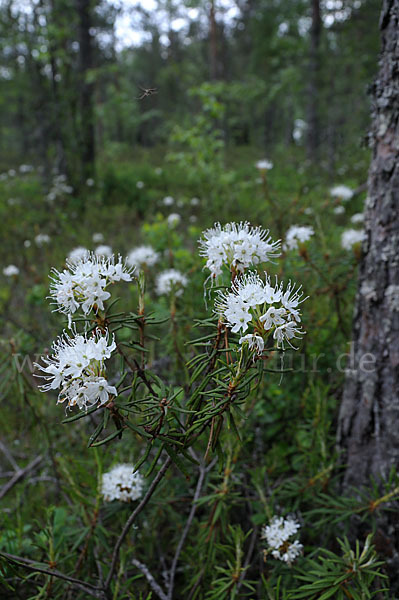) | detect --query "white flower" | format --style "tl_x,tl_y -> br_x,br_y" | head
8,169 -> 16,177
127,245 -> 159,271
256,159 -> 273,171
303,207 -> 313,215
341,229 -> 365,250
215,272 -> 306,350
3,265 -> 19,276
260,306 -> 286,329
284,225 -> 314,251
95,245 -> 113,258
163,196 -> 174,206
19,164 -> 34,173
271,539 -> 303,564
350,212 -> 364,224
199,222 -> 280,277
330,185 -> 353,201
262,516 -> 303,565
167,213 -> 181,228
155,167 -> 163,175
35,329 -> 117,410
101,464 -> 144,502
190,197 -> 200,206
92,233 -> 104,243
239,334 -> 264,354
35,233 -> 51,246
86,178 -> 95,187
49,252 -> 134,322
189,215 -> 197,223
136,180 -> 144,189
156,269 -> 187,297
333,206 -> 345,215
68,247 -> 89,263
24,240 -> 31,248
